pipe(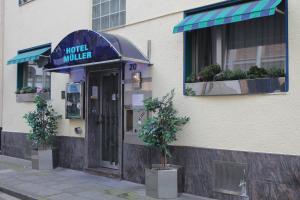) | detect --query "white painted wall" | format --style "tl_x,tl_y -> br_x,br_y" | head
0,0 -> 4,128
3,0 -> 300,156
105,0 -> 300,156
2,0 -> 92,137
